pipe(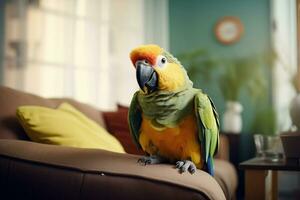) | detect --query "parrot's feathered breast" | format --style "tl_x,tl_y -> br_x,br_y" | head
139,113 -> 202,167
